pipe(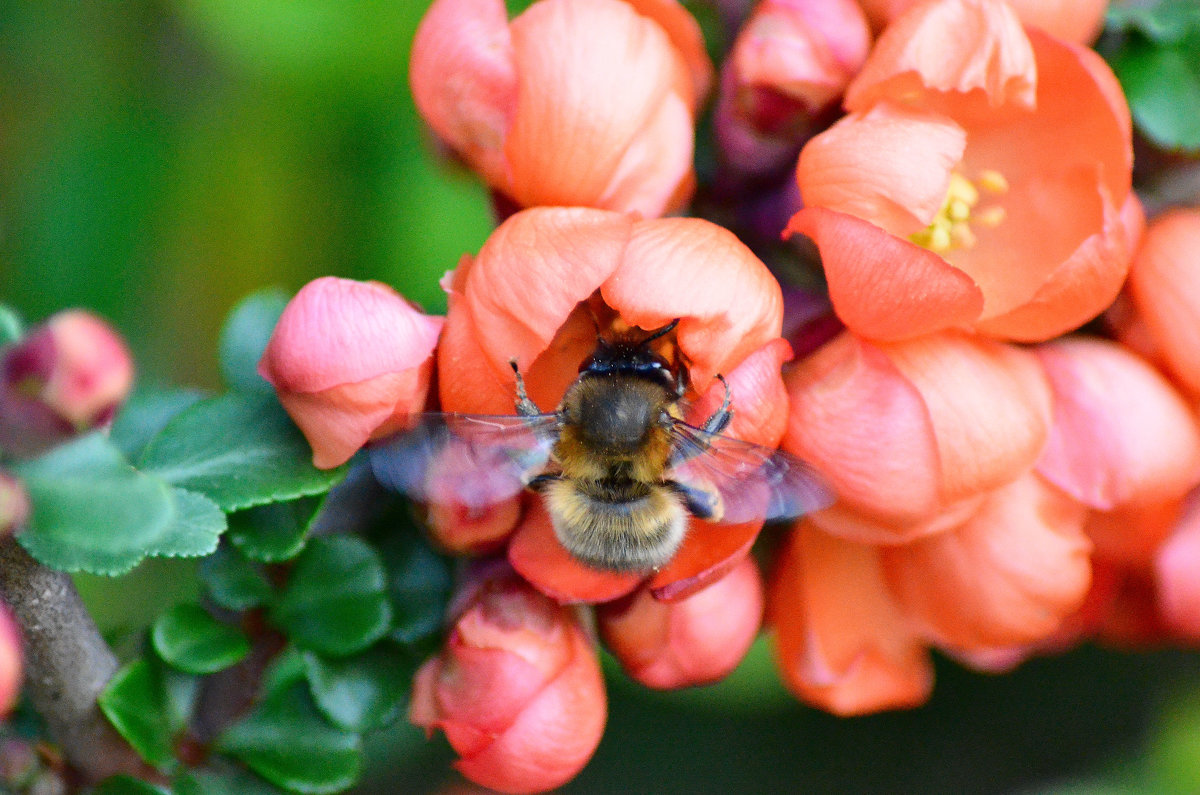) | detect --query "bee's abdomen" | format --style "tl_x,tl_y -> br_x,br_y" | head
543,478 -> 687,572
